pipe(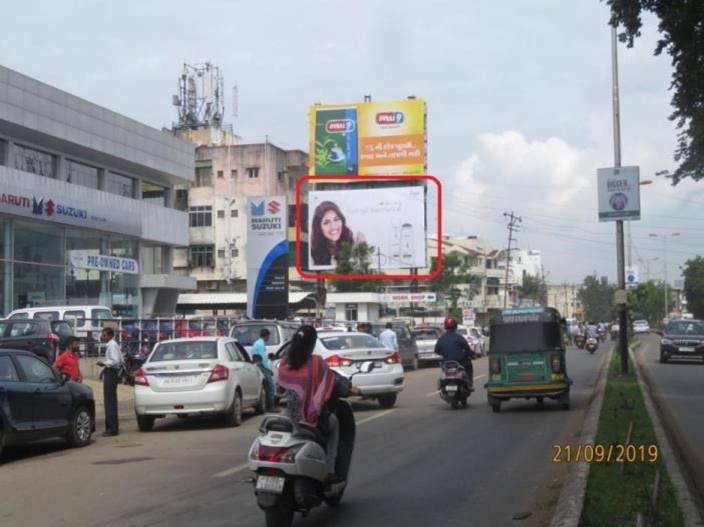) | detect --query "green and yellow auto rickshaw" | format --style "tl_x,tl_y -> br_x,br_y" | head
485,307 -> 572,413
